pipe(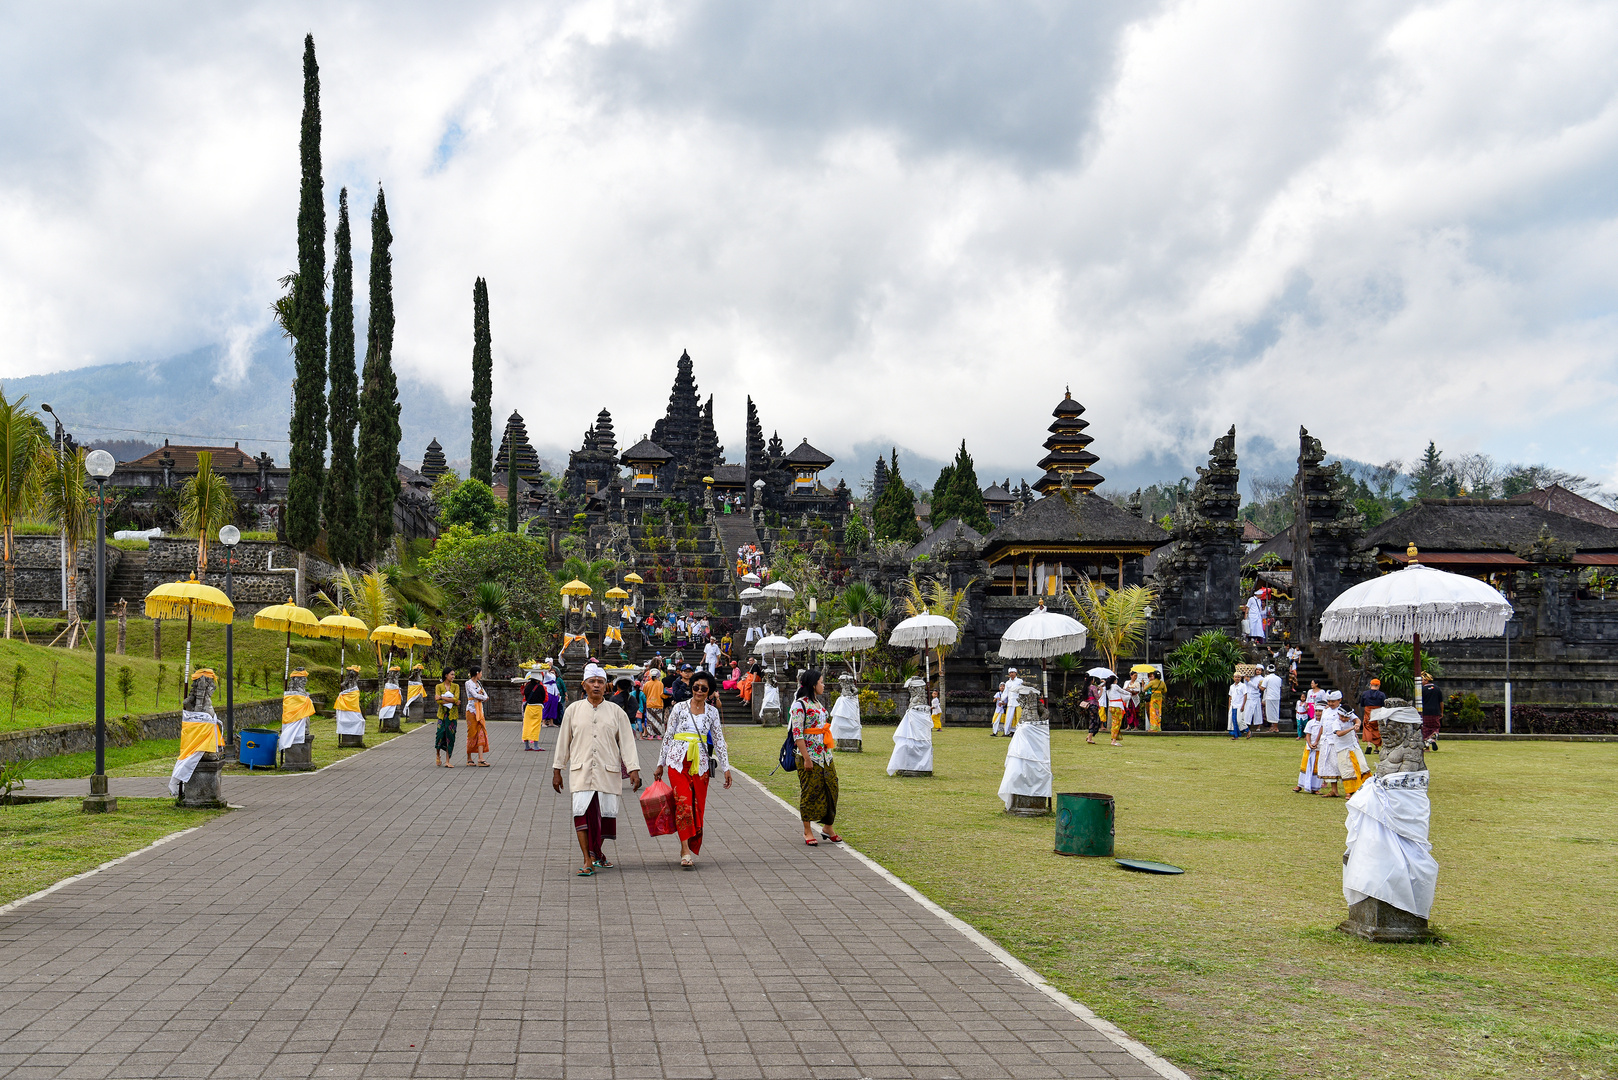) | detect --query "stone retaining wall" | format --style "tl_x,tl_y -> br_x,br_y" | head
144,539 -> 340,613
7,535 -> 125,615
0,698 -> 283,765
